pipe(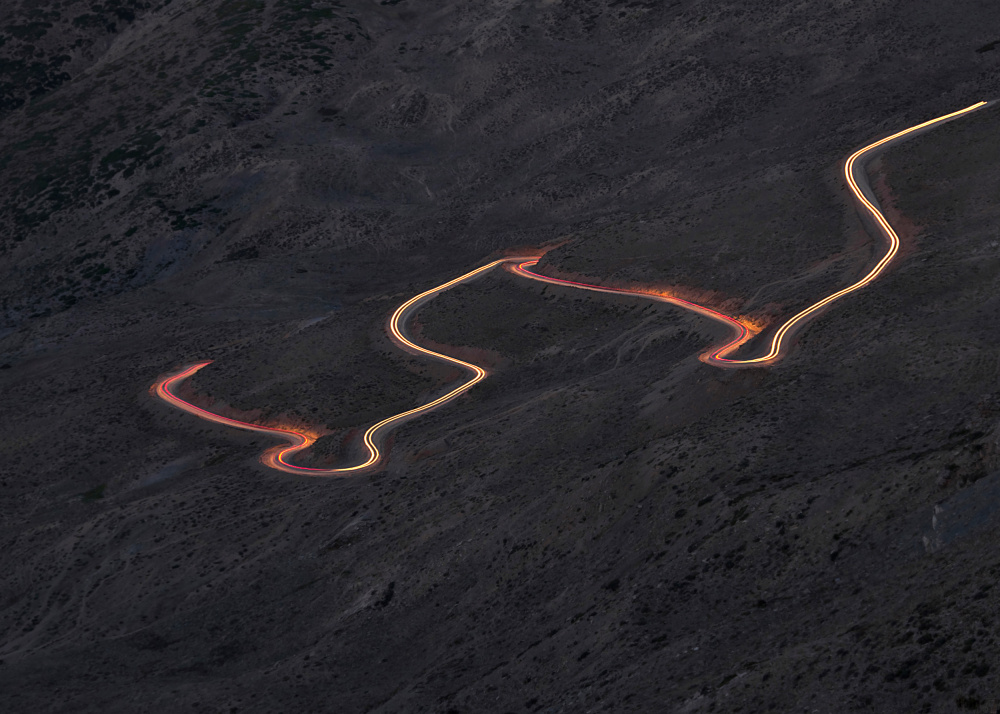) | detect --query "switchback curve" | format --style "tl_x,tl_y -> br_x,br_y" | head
153,101 -> 989,474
